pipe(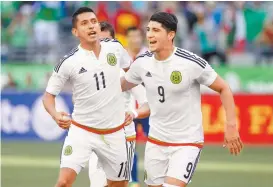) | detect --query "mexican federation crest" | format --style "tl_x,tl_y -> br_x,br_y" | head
107,53 -> 117,66
64,145 -> 73,156
170,71 -> 182,84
